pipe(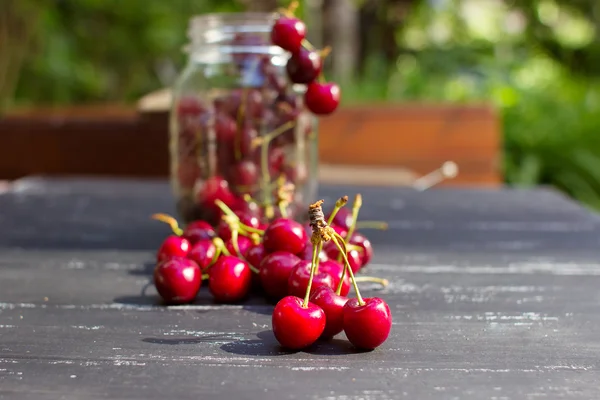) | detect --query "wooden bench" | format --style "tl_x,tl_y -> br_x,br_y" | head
0,101 -> 501,187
